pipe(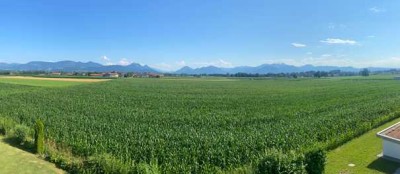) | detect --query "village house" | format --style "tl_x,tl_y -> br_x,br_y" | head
377,122 -> 400,162
103,72 -> 119,78
89,73 -> 103,77
51,72 -> 62,76
148,73 -> 164,78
